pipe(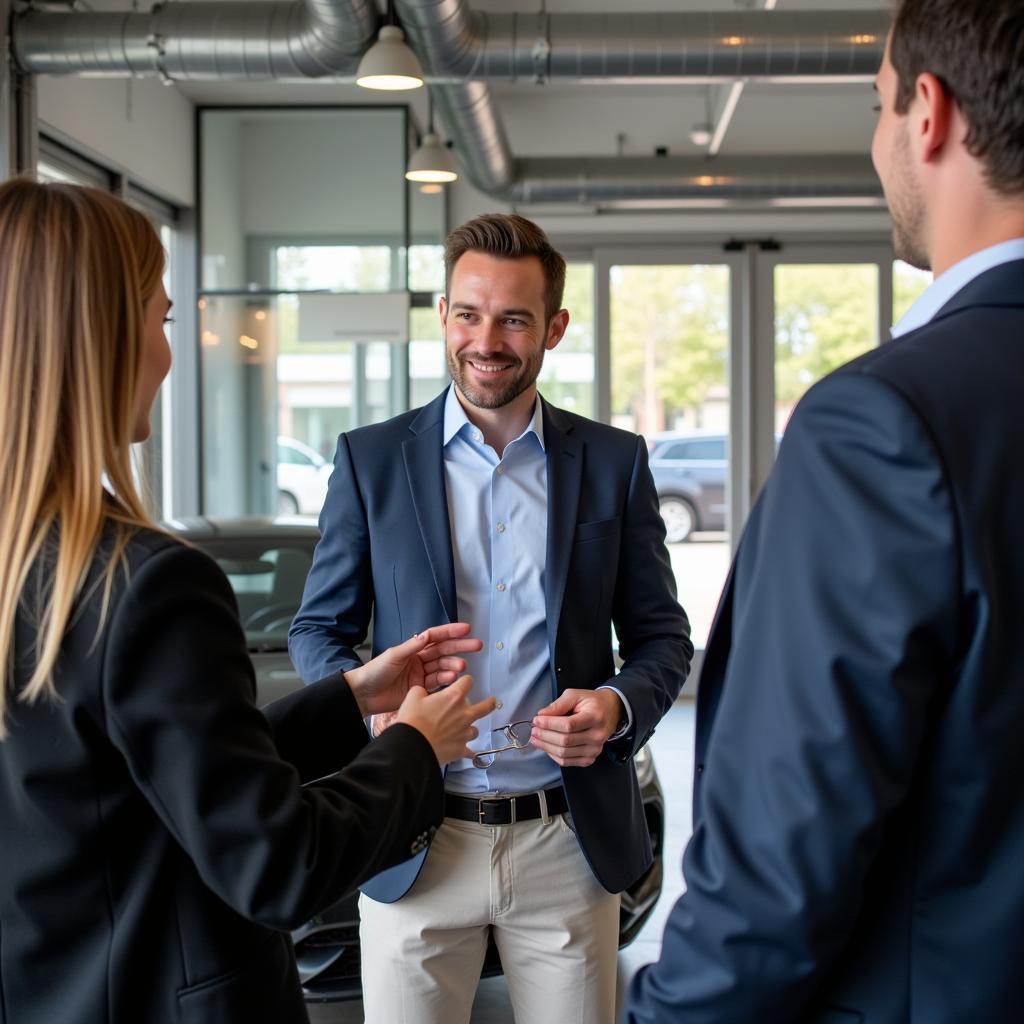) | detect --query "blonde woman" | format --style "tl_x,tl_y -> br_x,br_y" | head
0,179 -> 493,1024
